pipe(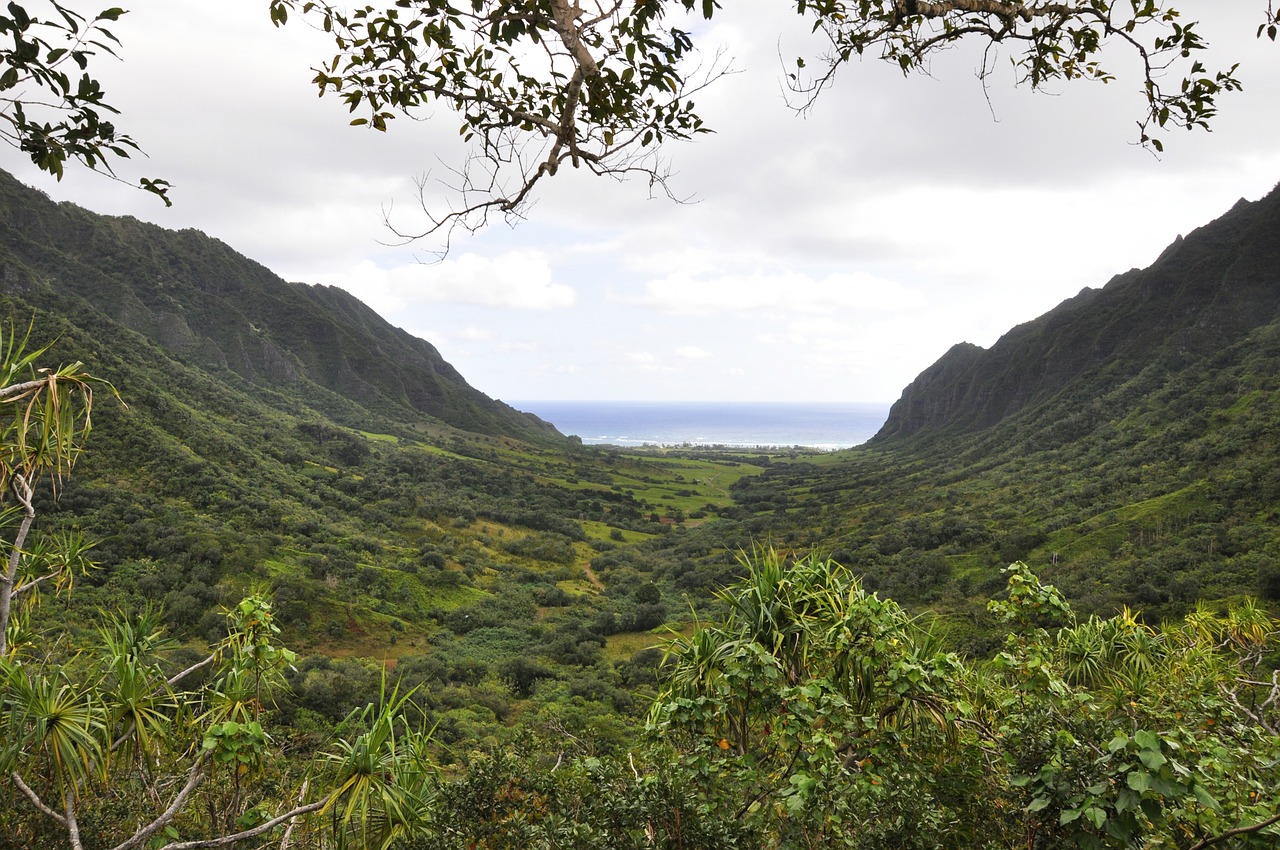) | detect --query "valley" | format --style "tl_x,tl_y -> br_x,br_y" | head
1,169 -> 1278,848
